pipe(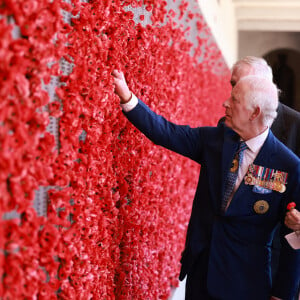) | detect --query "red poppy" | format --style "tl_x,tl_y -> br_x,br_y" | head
287,202 -> 296,211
